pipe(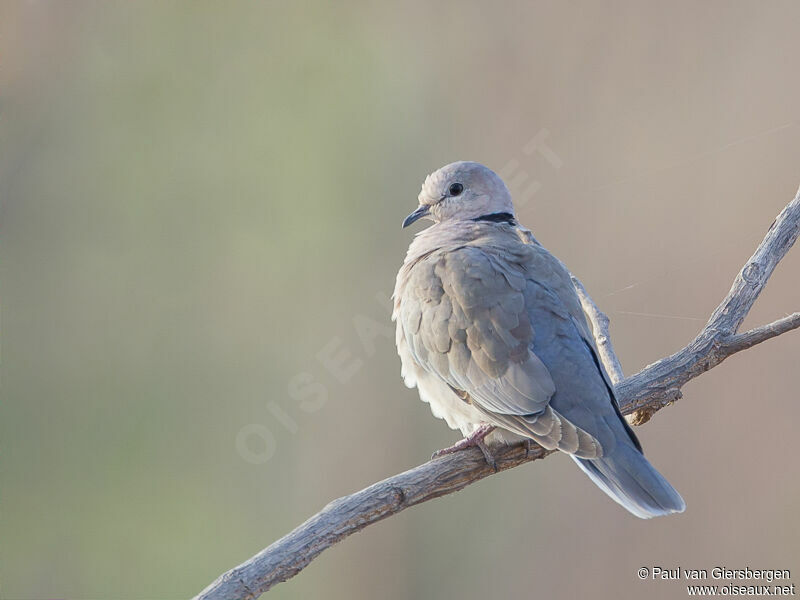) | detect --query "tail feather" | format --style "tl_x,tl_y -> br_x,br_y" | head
573,444 -> 685,519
